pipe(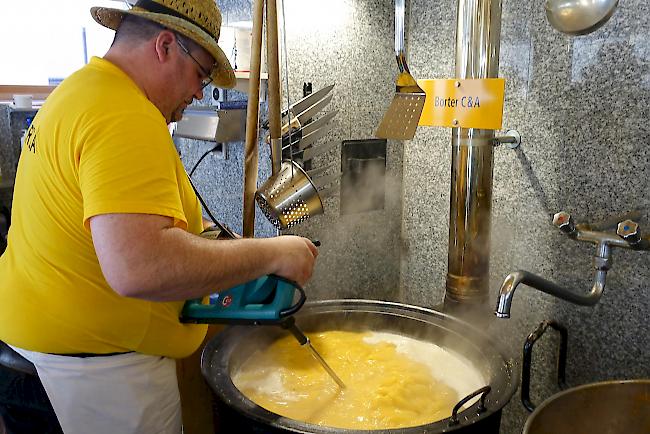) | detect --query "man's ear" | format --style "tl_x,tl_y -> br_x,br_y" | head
155,30 -> 176,62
